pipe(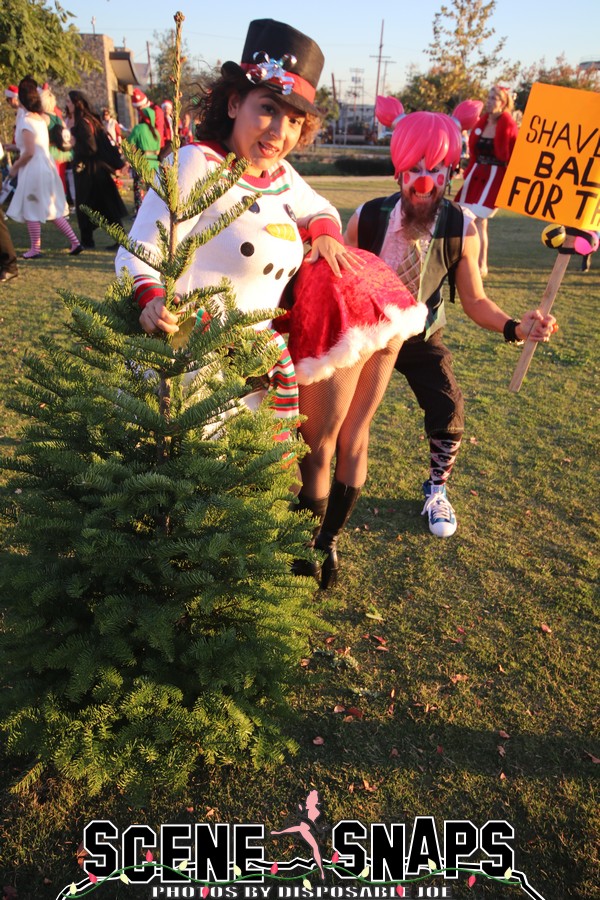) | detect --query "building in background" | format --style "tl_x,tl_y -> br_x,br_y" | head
58,34 -> 149,130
